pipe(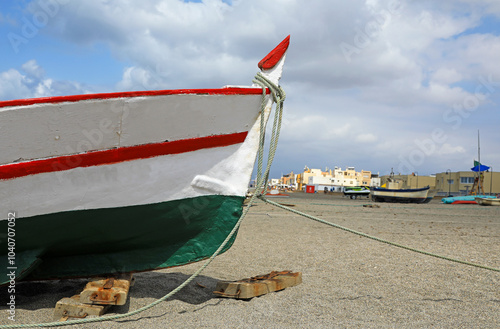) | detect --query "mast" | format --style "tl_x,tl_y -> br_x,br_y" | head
478,130 -> 481,195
